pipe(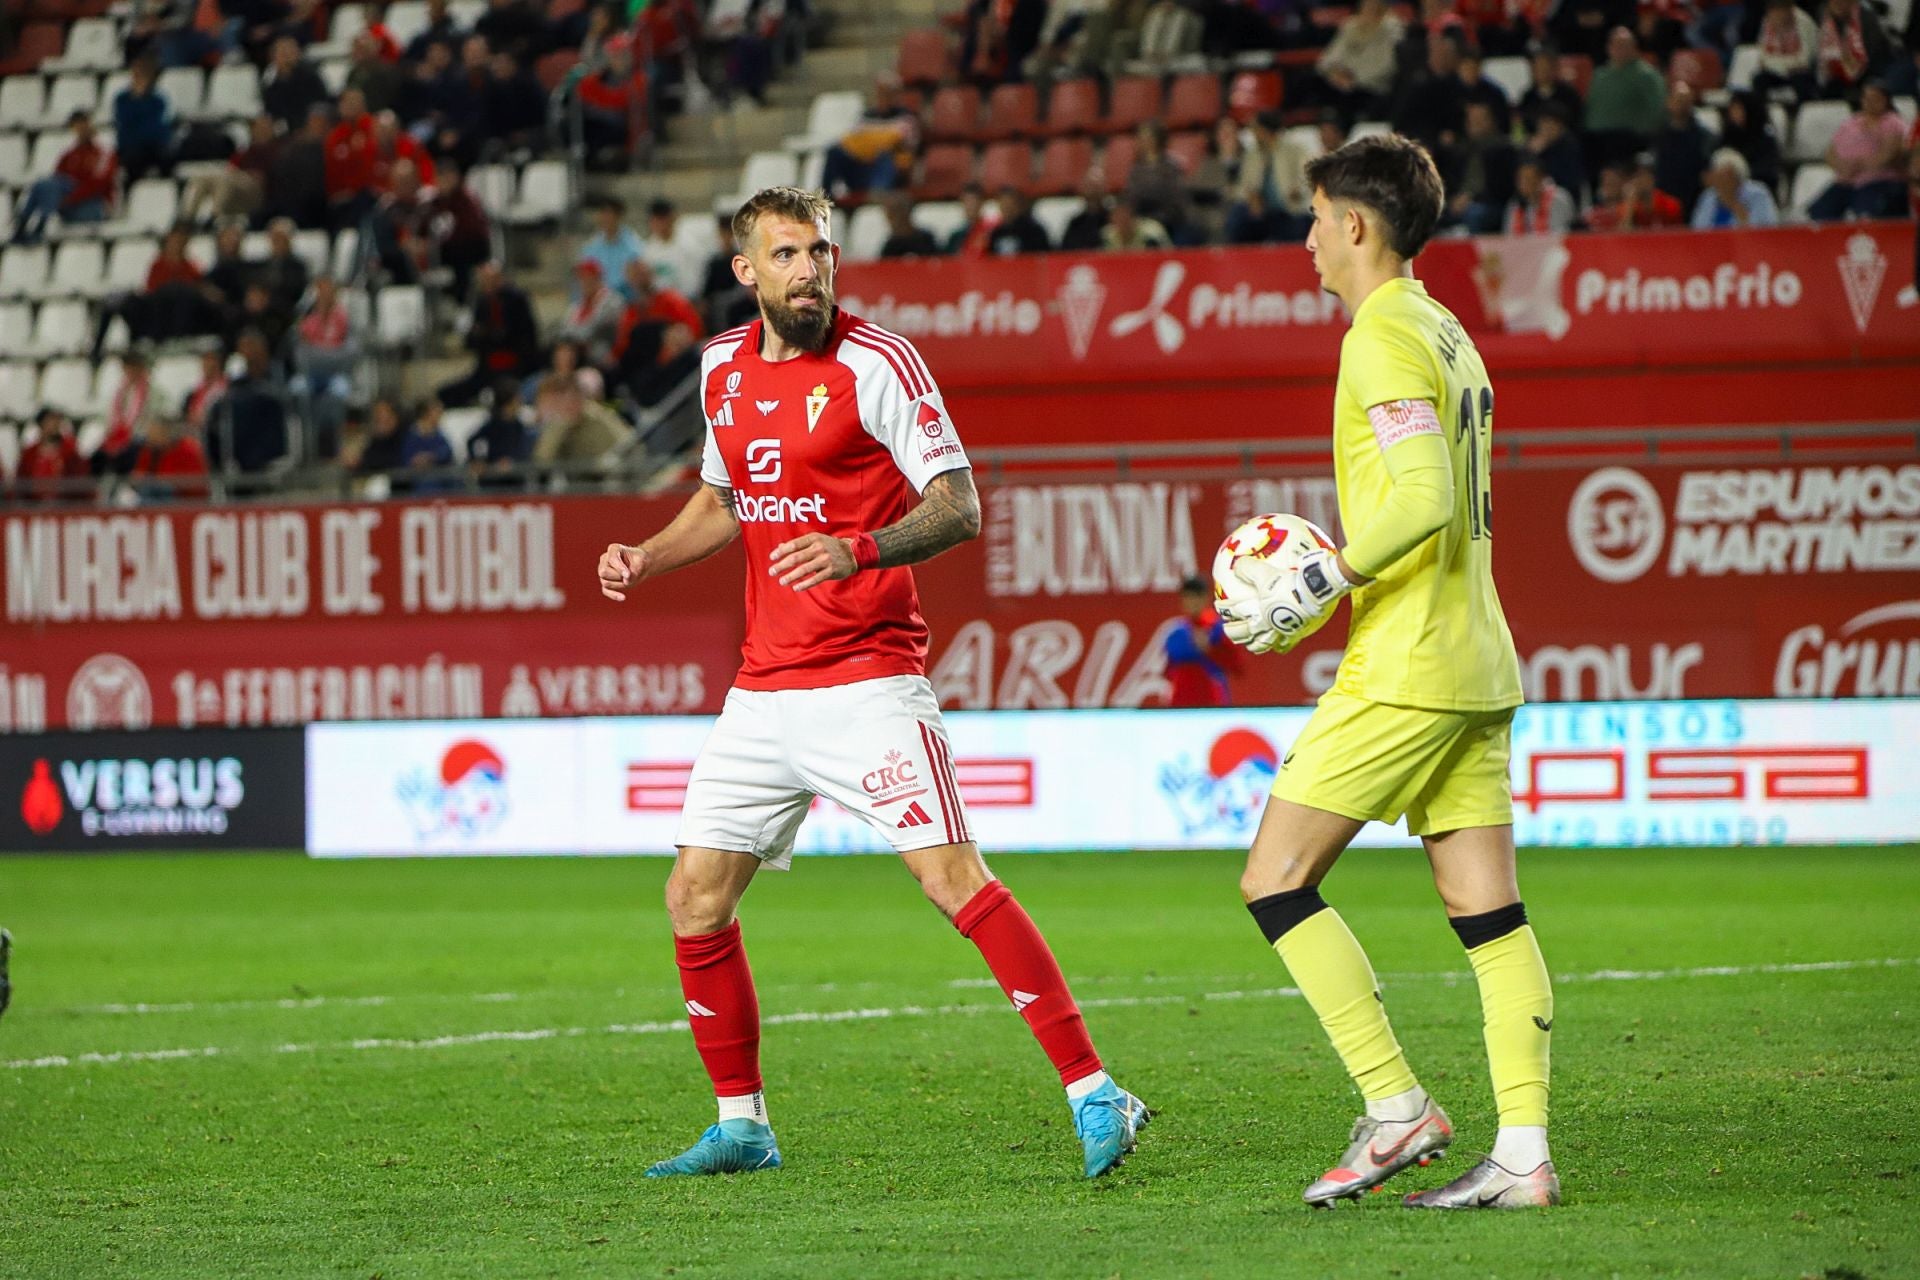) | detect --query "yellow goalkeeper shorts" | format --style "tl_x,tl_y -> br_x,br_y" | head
1271,692 -> 1516,836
